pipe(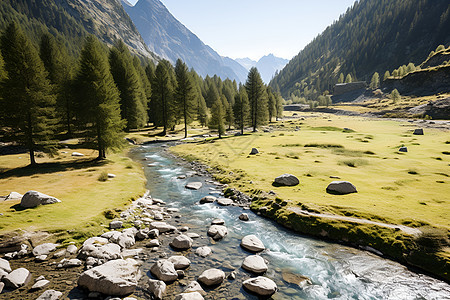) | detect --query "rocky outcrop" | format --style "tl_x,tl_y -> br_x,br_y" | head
408,98 -> 450,120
